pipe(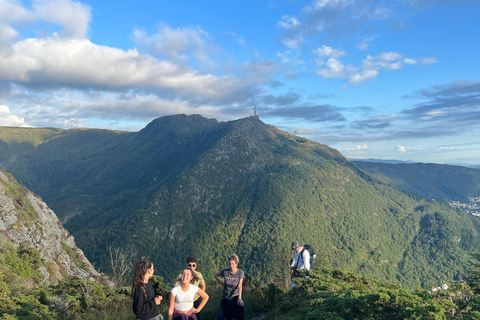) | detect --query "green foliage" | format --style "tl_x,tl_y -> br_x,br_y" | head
270,268 -> 479,320
0,242 -> 44,283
